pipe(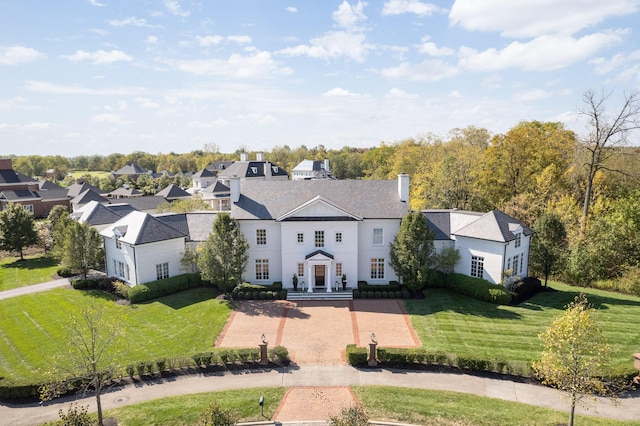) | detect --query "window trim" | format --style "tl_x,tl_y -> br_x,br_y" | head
297,232 -> 304,244
370,258 -> 385,280
315,230 -> 324,248
256,228 -> 267,245
156,262 -> 169,280
255,259 -> 269,281
373,228 -> 384,246
335,232 -> 342,244
471,255 -> 484,278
